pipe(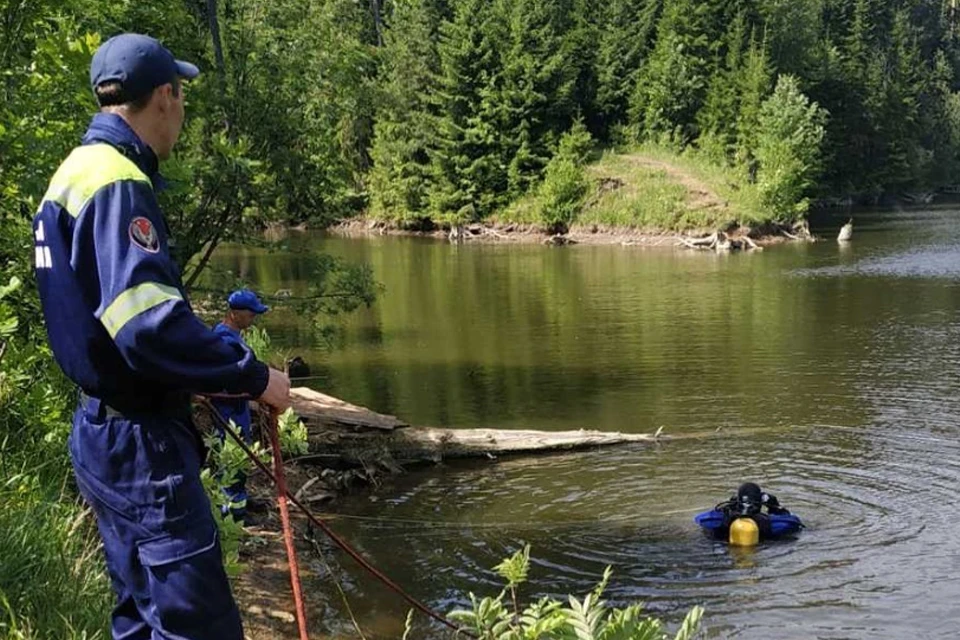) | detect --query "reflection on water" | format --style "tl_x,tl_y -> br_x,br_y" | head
210,209 -> 960,638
